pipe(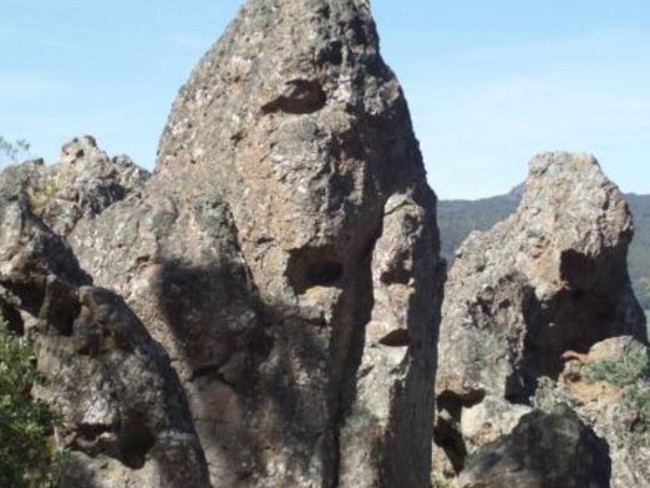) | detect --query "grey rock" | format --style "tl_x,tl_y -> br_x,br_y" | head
70,0 -> 443,486
459,404 -> 611,488
70,192 -> 264,486
1,1 -> 442,486
536,336 -> 650,488
0,155 -> 210,488
434,153 -> 646,484
0,135 -> 149,237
